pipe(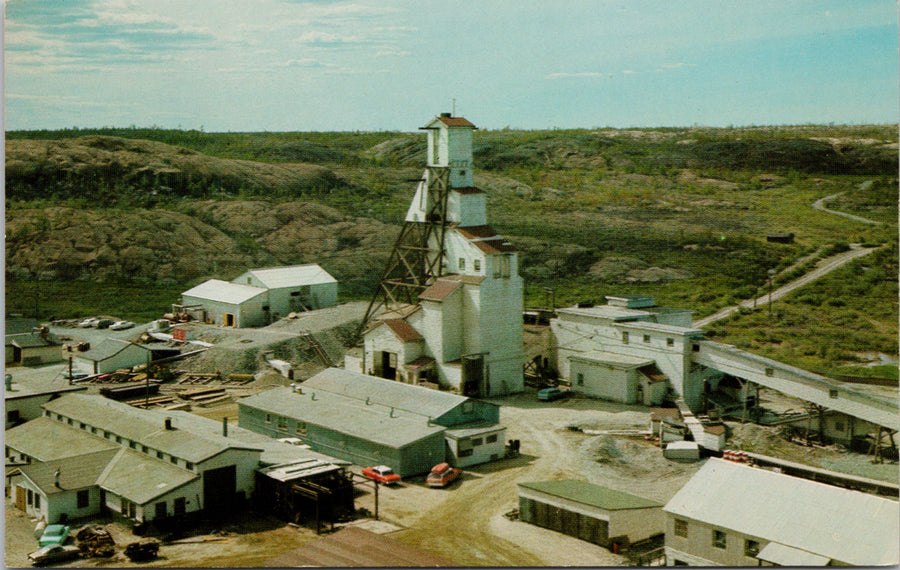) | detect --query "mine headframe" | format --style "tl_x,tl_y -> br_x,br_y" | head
356,167 -> 451,340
